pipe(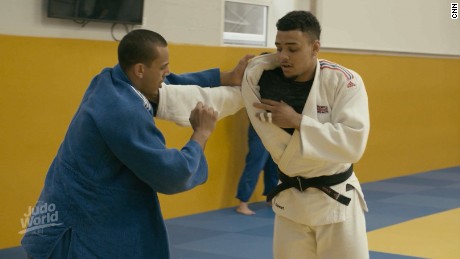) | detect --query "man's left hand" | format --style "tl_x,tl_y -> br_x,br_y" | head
253,99 -> 302,129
